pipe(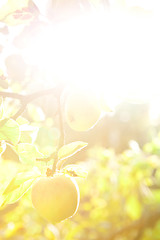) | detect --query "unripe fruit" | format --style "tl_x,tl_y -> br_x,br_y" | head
65,91 -> 101,132
31,175 -> 80,223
